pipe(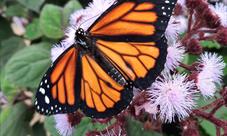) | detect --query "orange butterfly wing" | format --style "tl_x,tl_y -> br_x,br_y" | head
88,0 -> 175,42
35,47 -> 80,115
80,54 -> 133,118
